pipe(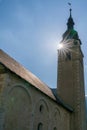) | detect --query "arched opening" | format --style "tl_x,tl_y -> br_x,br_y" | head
39,105 -> 44,113
33,99 -> 49,130
4,85 -> 32,130
54,127 -> 57,130
37,123 -> 43,130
